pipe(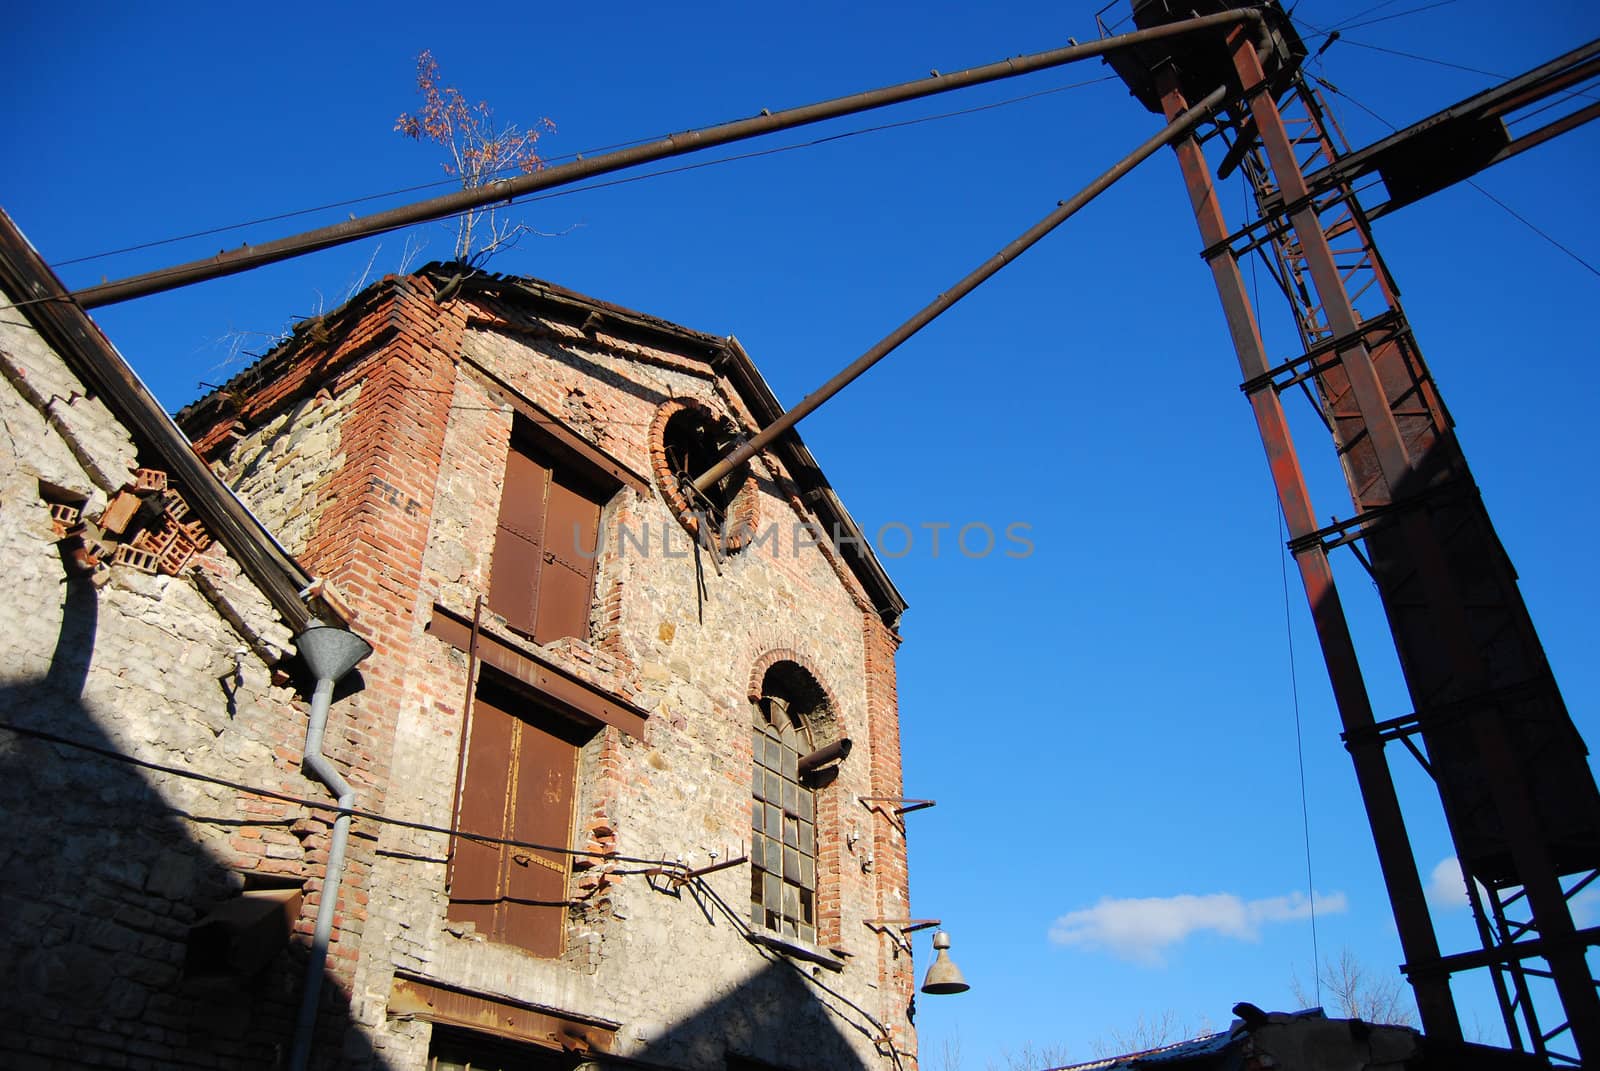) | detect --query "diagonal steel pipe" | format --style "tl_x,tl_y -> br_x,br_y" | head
72,10 -> 1261,309
689,83 -> 1230,495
